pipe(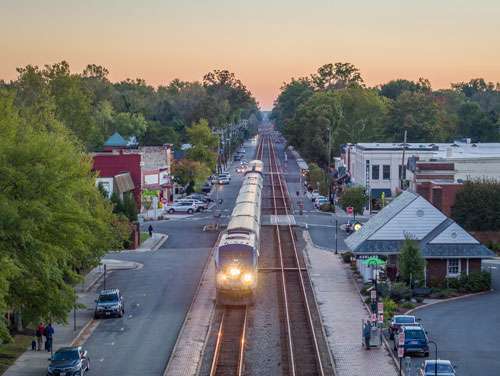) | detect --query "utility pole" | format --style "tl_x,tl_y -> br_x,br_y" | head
400,130 -> 407,190
328,125 -> 332,201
